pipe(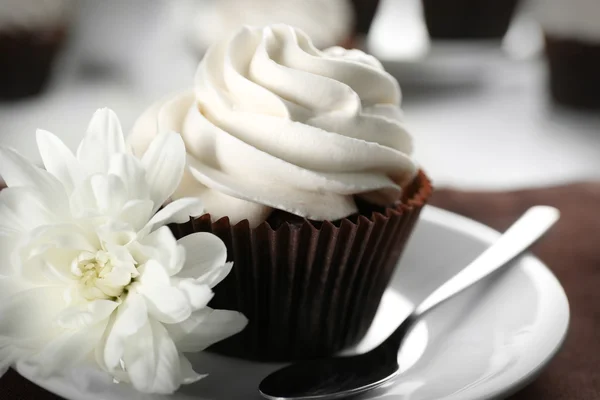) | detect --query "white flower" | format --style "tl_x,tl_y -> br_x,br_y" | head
0,108 -> 247,394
